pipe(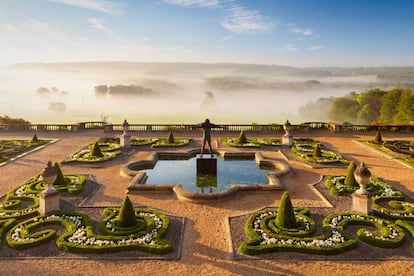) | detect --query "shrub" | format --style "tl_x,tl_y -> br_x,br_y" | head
167,131 -> 174,144
276,192 -> 298,229
117,196 -> 137,228
237,131 -> 248,144
53,162 -> 67,186
312,144 -> 322,158
31,134 -> 39,143
374,129 -> 383,144
91,142 -> 103,157
344,161 -> 358,187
